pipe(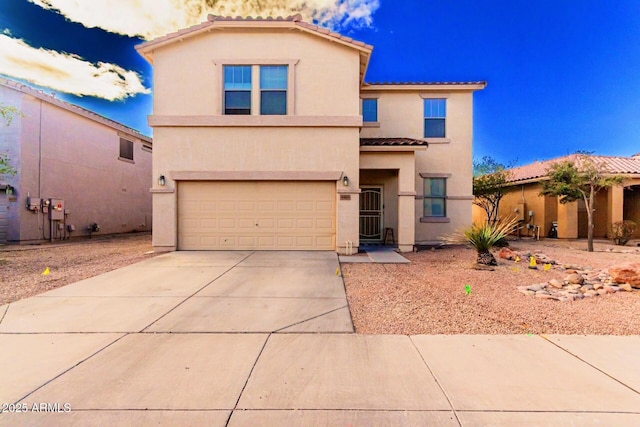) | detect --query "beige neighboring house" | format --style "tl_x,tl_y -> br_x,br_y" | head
0,78 -> 152,243
472,154 -> 640,239
136,15 -> 485,253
